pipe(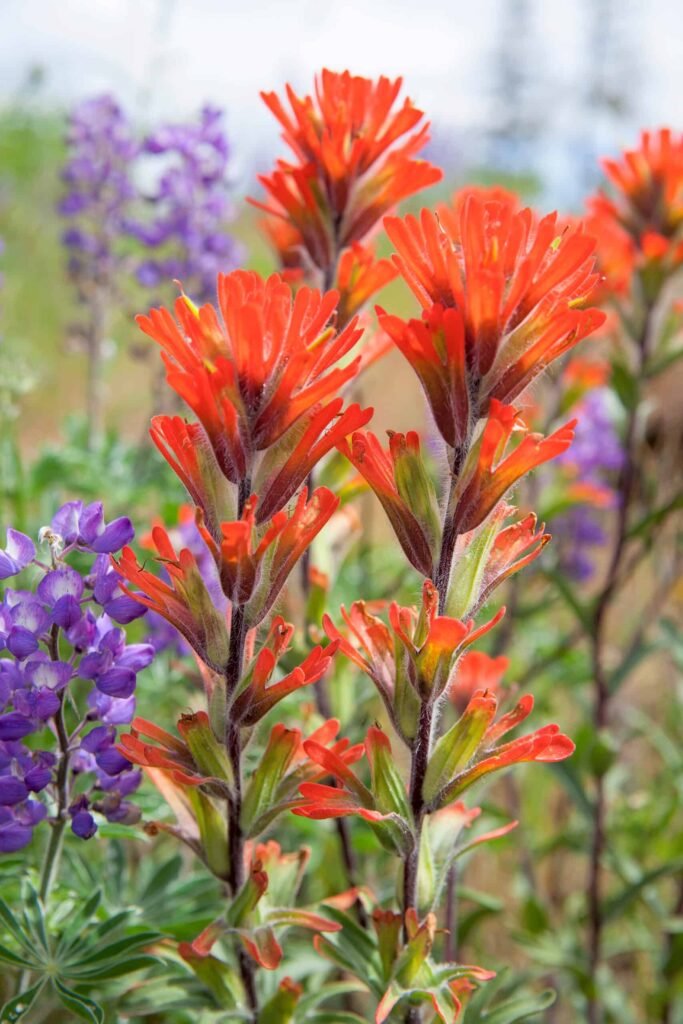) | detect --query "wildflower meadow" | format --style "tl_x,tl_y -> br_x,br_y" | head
0,46 -> 681,1024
